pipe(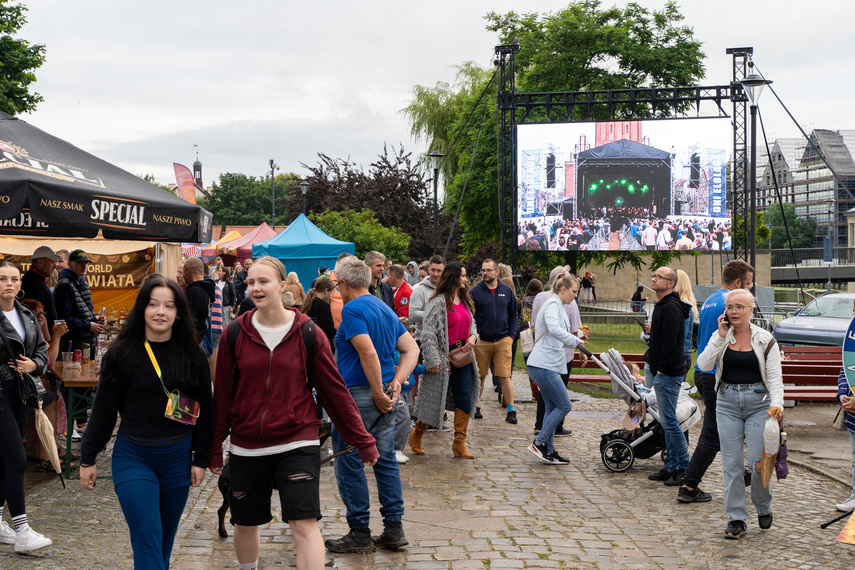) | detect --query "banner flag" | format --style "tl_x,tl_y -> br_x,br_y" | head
173,163 -> 198,205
